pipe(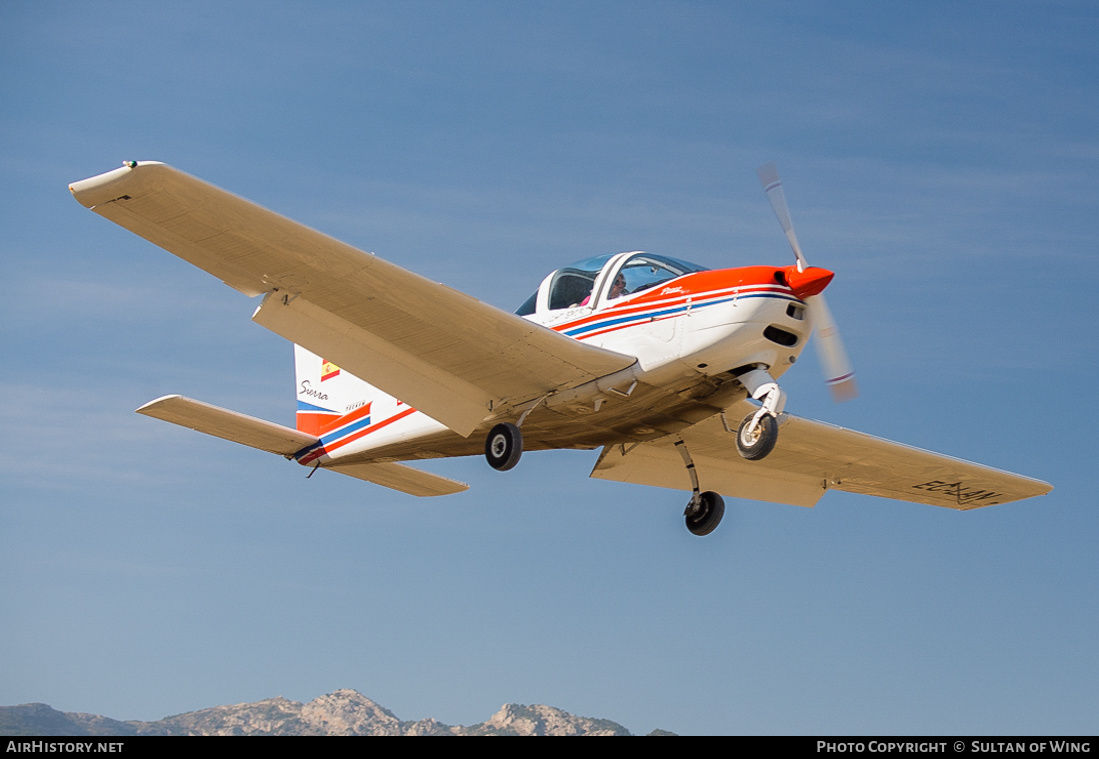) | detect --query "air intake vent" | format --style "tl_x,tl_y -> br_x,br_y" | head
764,325 -> 799,346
